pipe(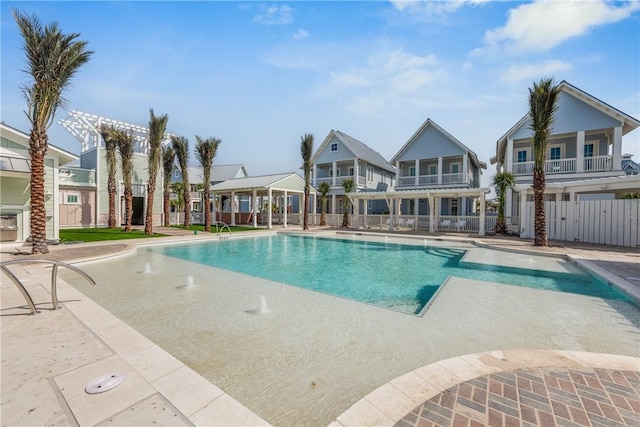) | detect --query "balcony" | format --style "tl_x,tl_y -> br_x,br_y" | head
59,167 -> 96,186
512,155 -> 613,176
398,173 -> 467,187
315,175 -> 365,187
